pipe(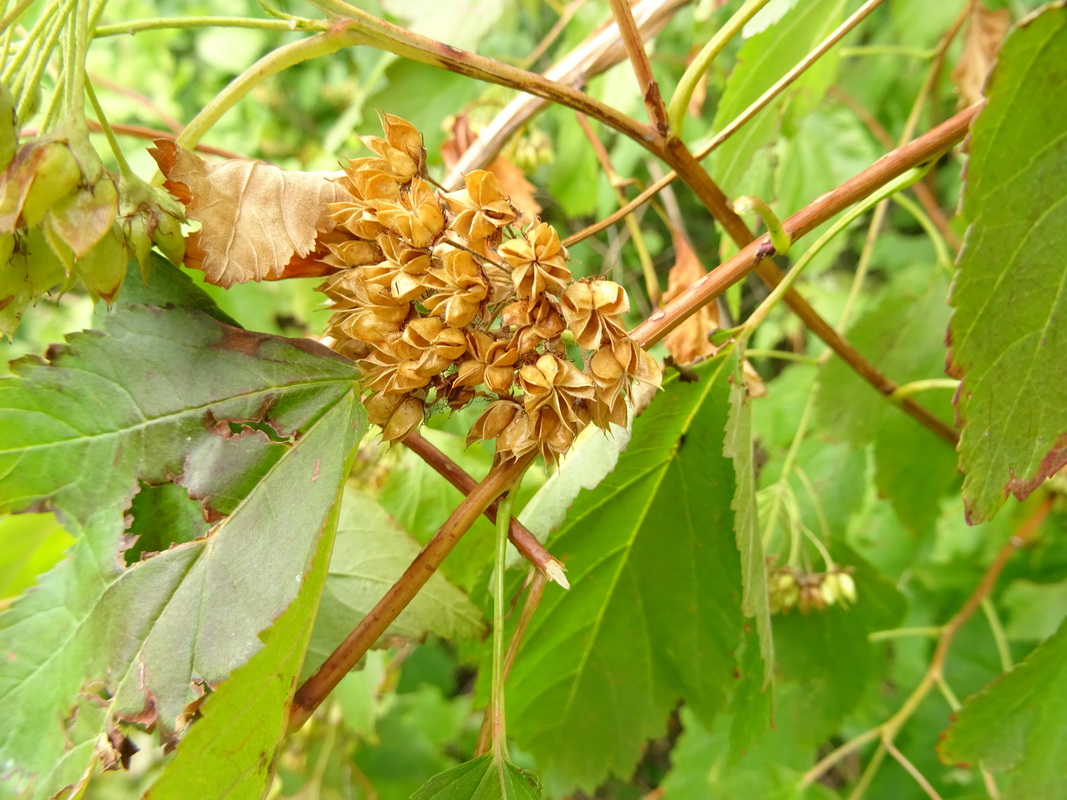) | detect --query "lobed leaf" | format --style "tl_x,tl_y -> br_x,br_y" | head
939,617 -> 1067,798
506,351 -> 743,793
302,487 -> 485,680
411,753 -> 542,800
146,461 -> 343,800
0,259 -> 365,796
948,2 -> 1067,521
816,273 -> 959,534
710,0 -> 847,194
